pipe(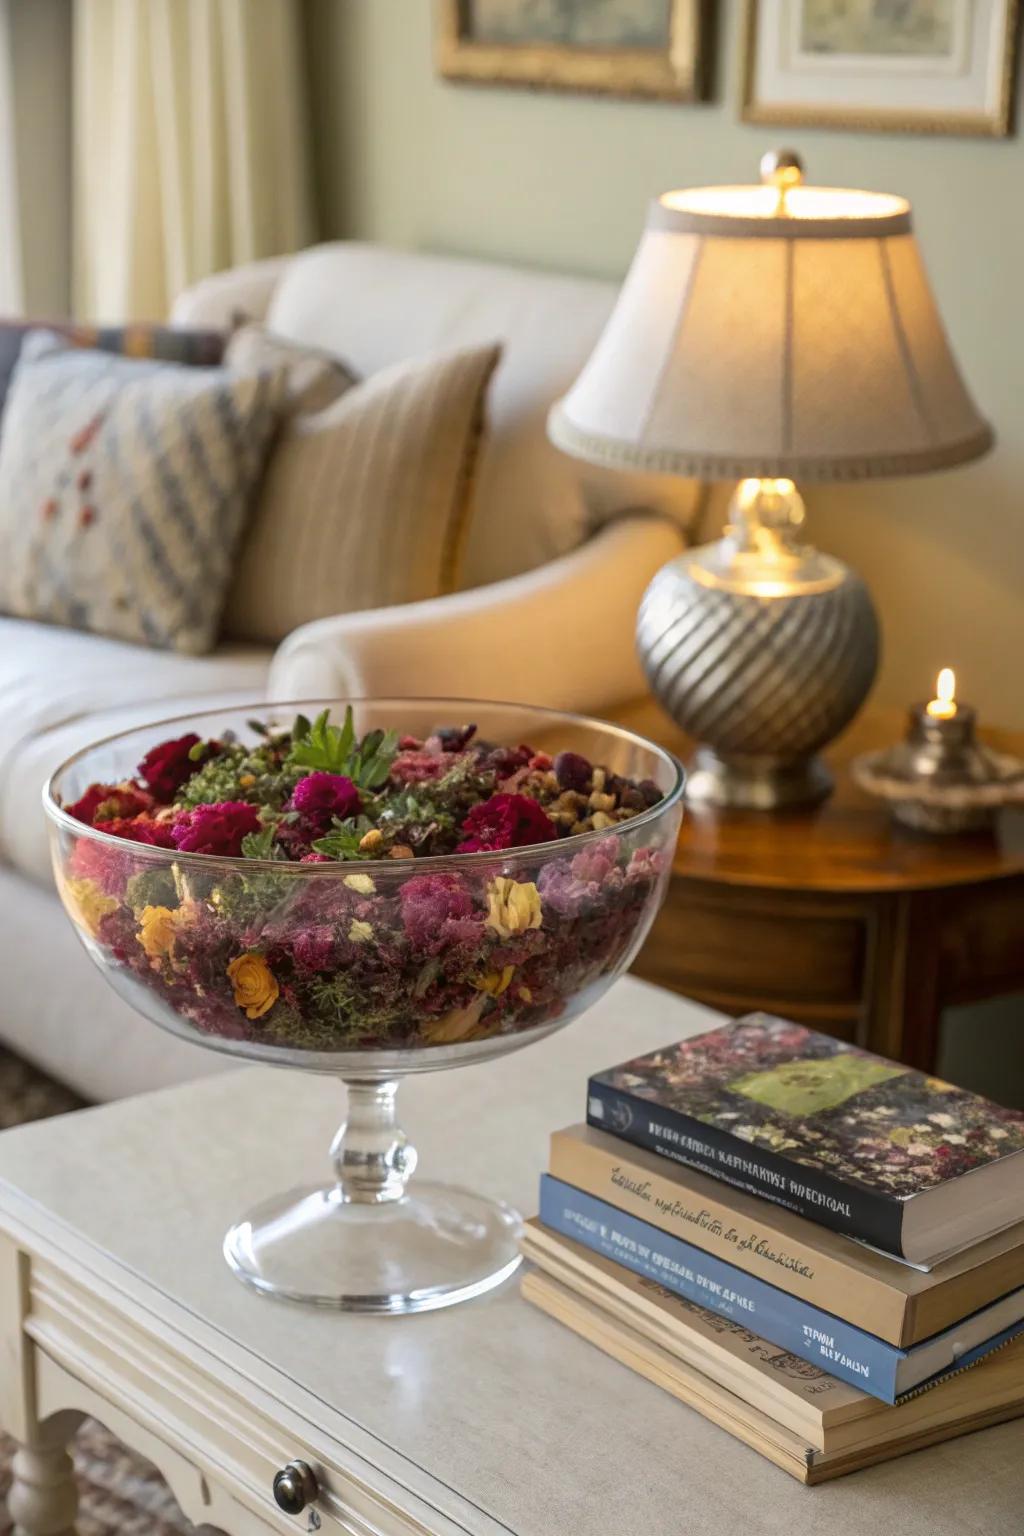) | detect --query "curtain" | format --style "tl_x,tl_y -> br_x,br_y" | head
73,0 -> 314,321
0,0 -> 24,314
